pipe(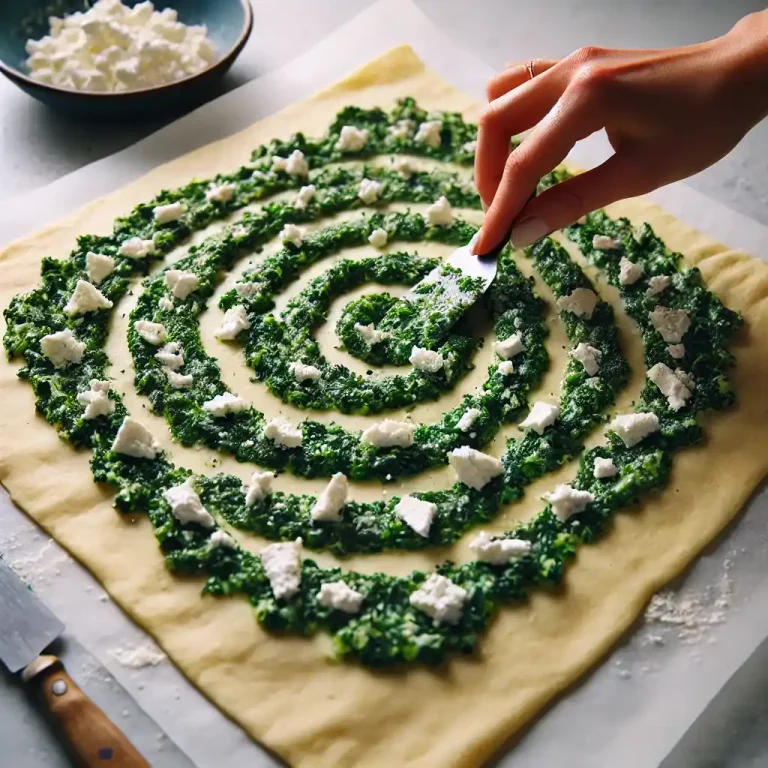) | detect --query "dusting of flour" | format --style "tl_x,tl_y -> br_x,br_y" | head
109,643 -> 167,669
